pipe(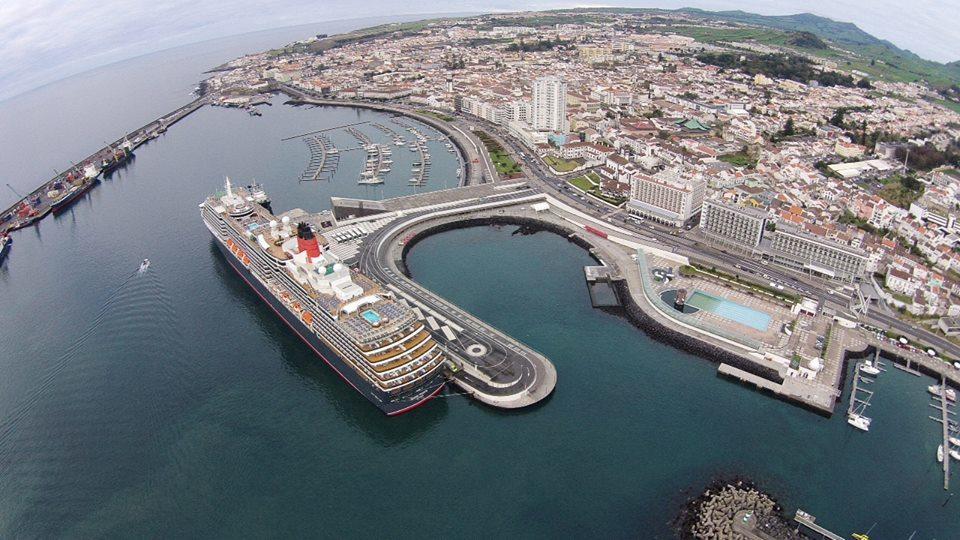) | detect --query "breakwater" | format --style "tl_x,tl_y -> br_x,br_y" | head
1,96 -> 207,233
396,213 -> 851,417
